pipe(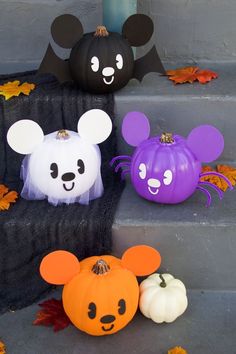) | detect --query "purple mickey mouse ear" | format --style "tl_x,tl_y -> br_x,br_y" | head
187,125 -> 224,163
122,112 -> 150,147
